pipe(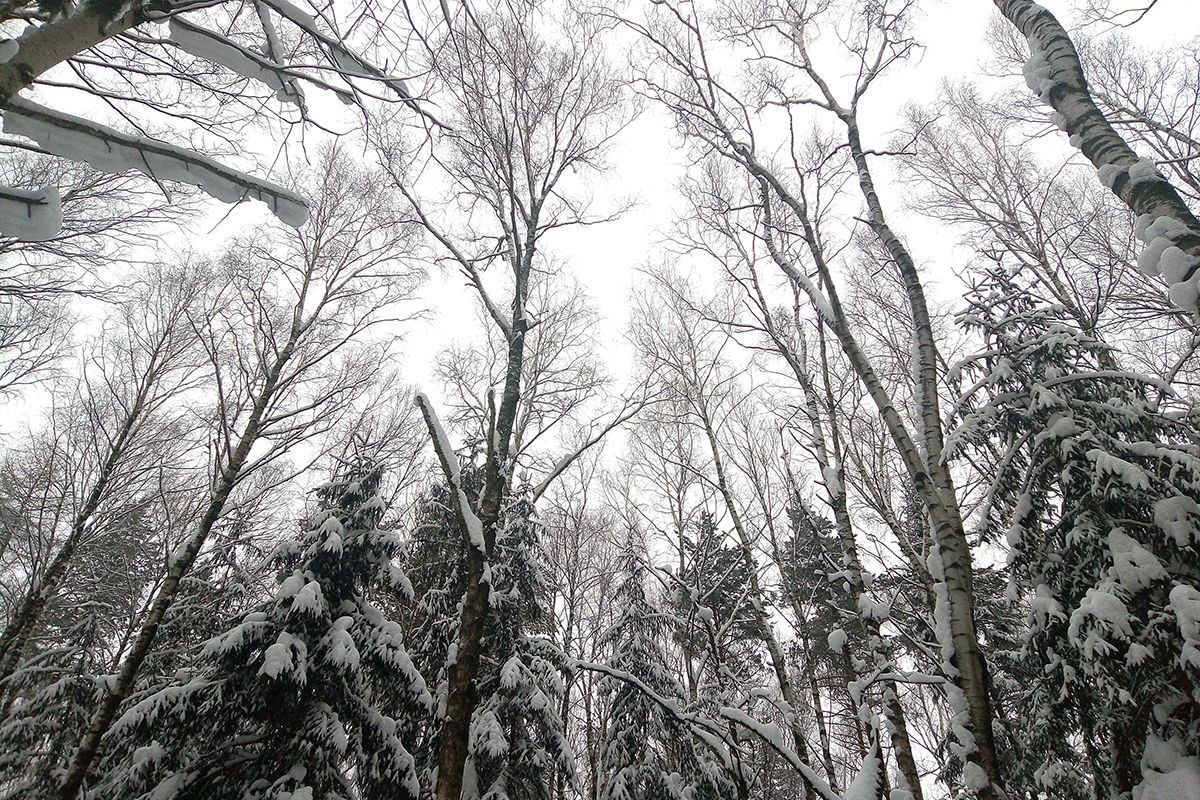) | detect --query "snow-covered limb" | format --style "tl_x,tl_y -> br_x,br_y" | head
574,660 -> 736,752
0,4 -> 147,104
169,17 -> 307,109
0,185 -> 61,241
718,707 -> 842,800
254,1 -> 307,108
256,0 -> 443,127
1,97 -> 309,229
414,392 -> 487,555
